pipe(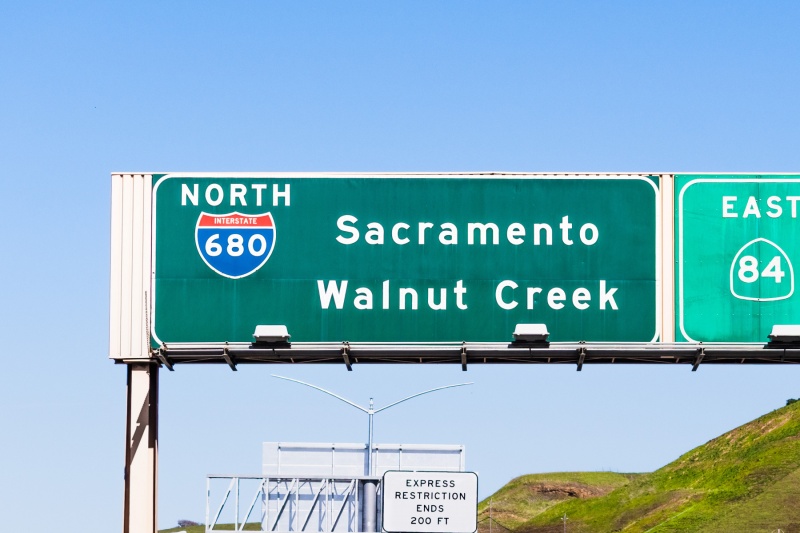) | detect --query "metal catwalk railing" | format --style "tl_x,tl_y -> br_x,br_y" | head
206,475 -> 378,532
